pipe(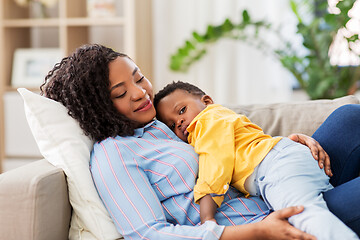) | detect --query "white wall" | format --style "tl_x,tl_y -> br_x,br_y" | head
4,92 -> 41,158
152,0 -> 301,105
